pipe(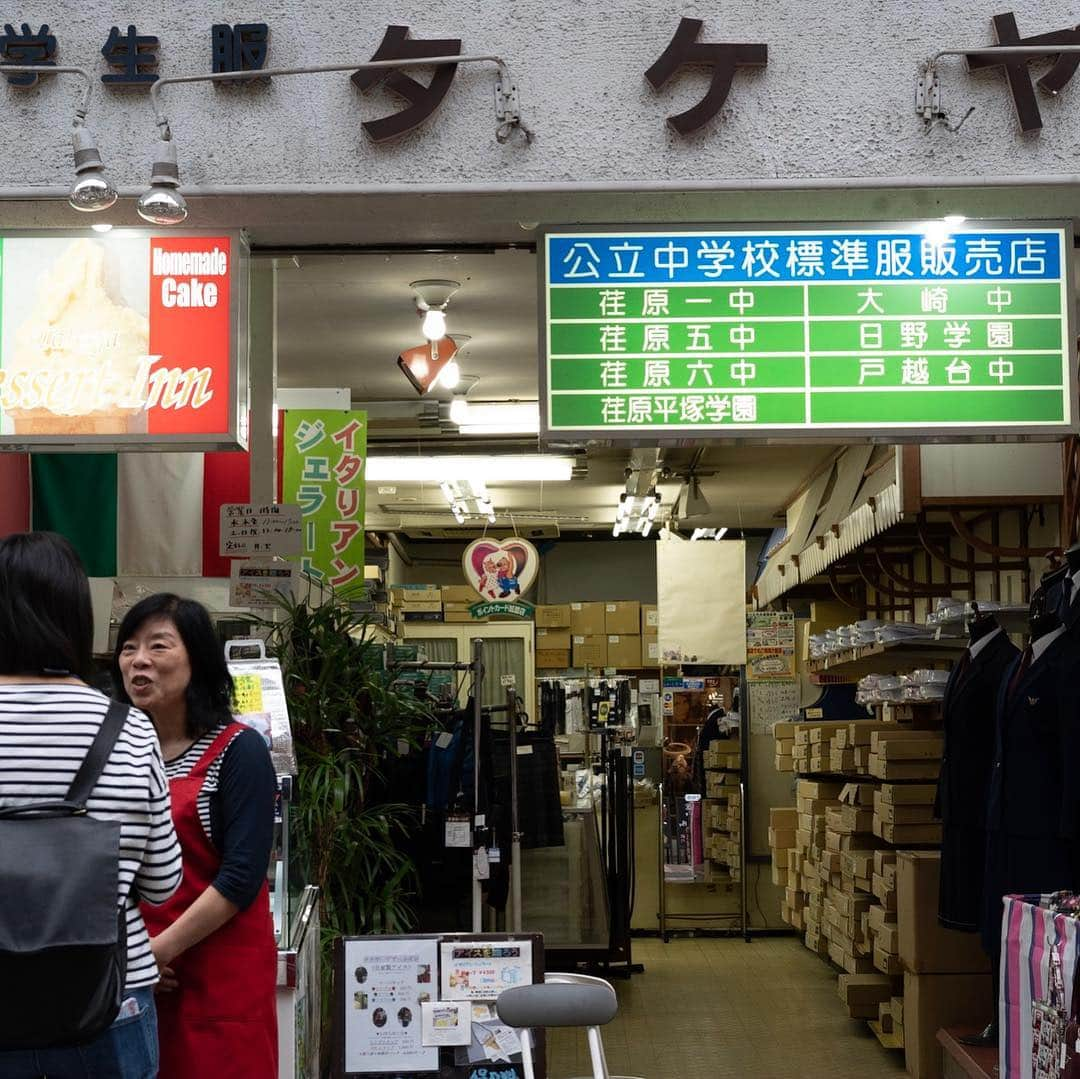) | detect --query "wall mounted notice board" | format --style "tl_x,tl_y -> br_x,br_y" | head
334,933 -> 545,1079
